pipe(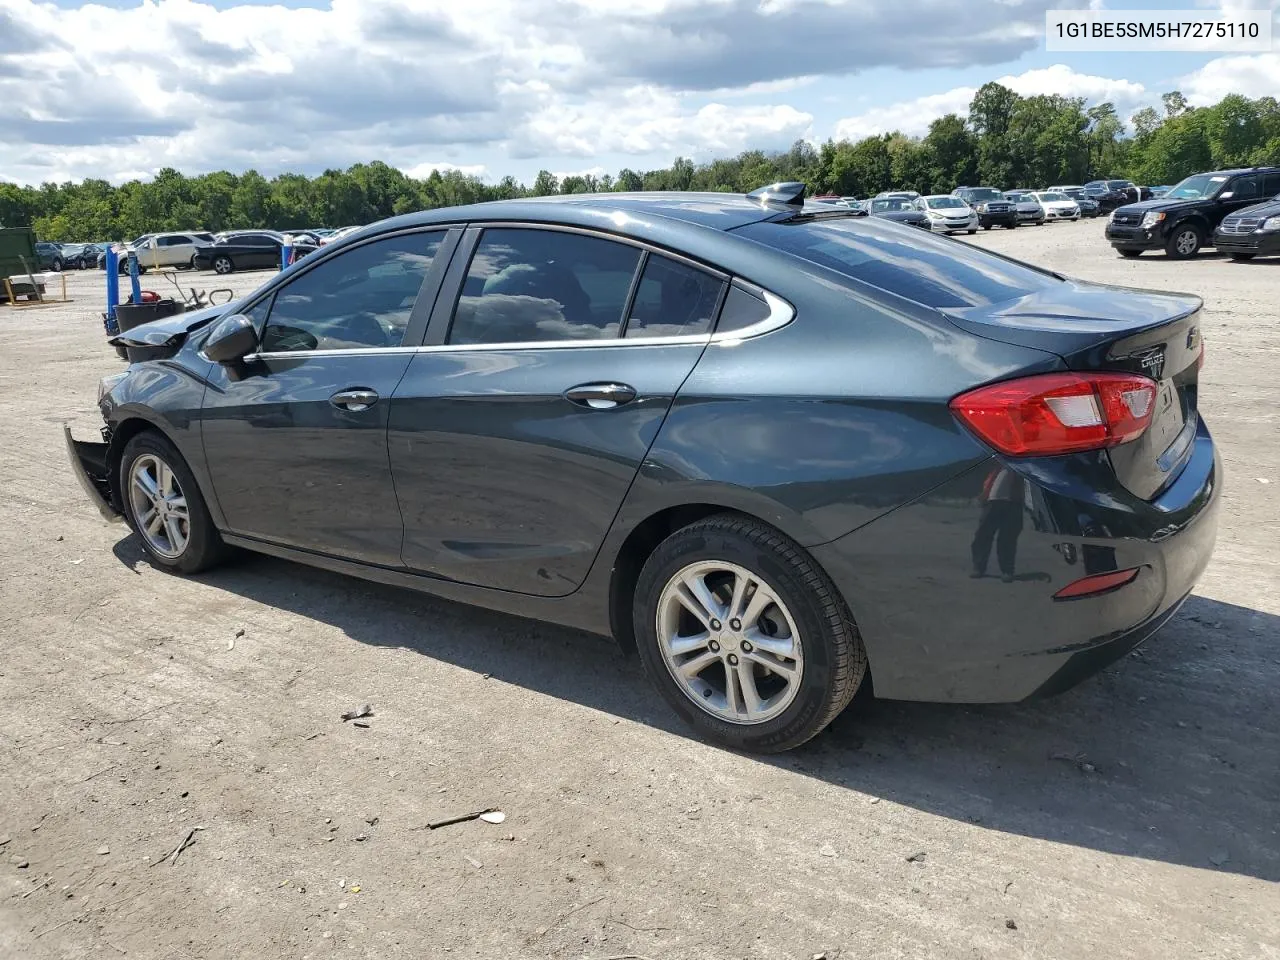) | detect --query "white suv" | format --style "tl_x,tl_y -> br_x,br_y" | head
135,232 -> 216,269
